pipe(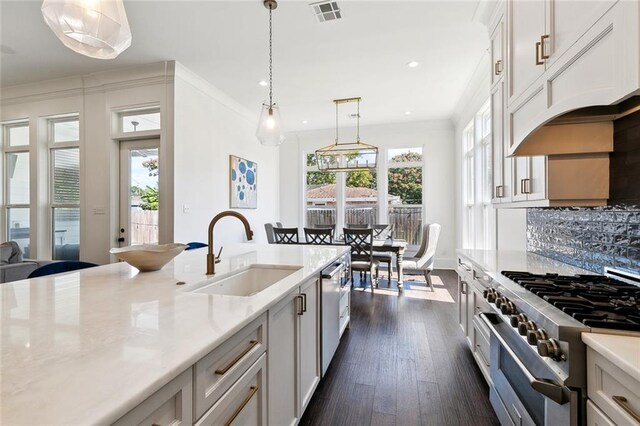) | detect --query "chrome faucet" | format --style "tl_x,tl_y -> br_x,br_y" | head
207,211 -> 254,275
